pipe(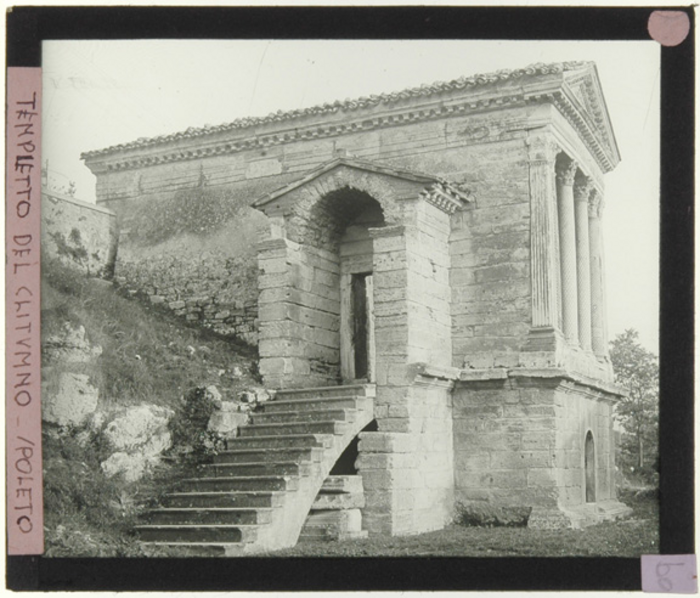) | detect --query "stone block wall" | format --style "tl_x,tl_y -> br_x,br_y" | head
405,201 -> 452,367
552,382 -> 616,506
115,252 -> 259,344
452,375 -> 559,509
357,376 -> 454,536
448,138 -> 532,370
41,190 -> 118,279
258,238 -> 341,388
